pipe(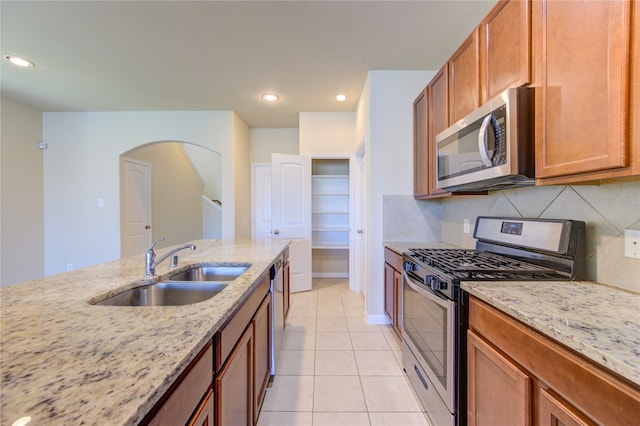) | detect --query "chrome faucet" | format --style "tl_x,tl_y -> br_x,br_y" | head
145,237 -> 196,277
